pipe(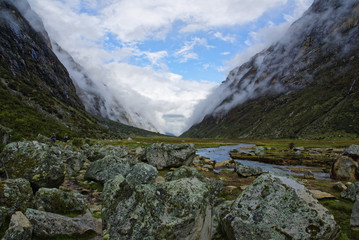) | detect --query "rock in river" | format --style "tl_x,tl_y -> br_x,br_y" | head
145,143 -> 196,168
235,165 -> 263,177
221,174 -> 340,240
